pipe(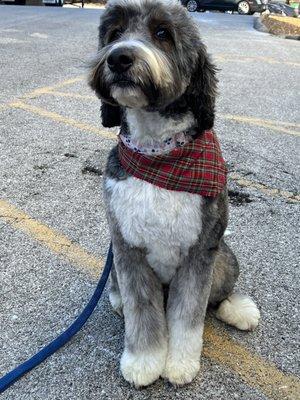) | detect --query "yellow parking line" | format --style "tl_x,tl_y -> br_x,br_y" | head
219,114 -> 300,136
0,103 -> 9,112
0,77 -> 85,112
230,173 -> 300,203
0,199 -> 101,278
44,91 -> 95,100
9,101 -> 116,140
6,94 -> 300,138
216,55 -> 300,68
0,198 -> 299,399
27,87 -> 299,137
41,89 -> 300,132
204,323 -> 300,400
22,76 -> 85,99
